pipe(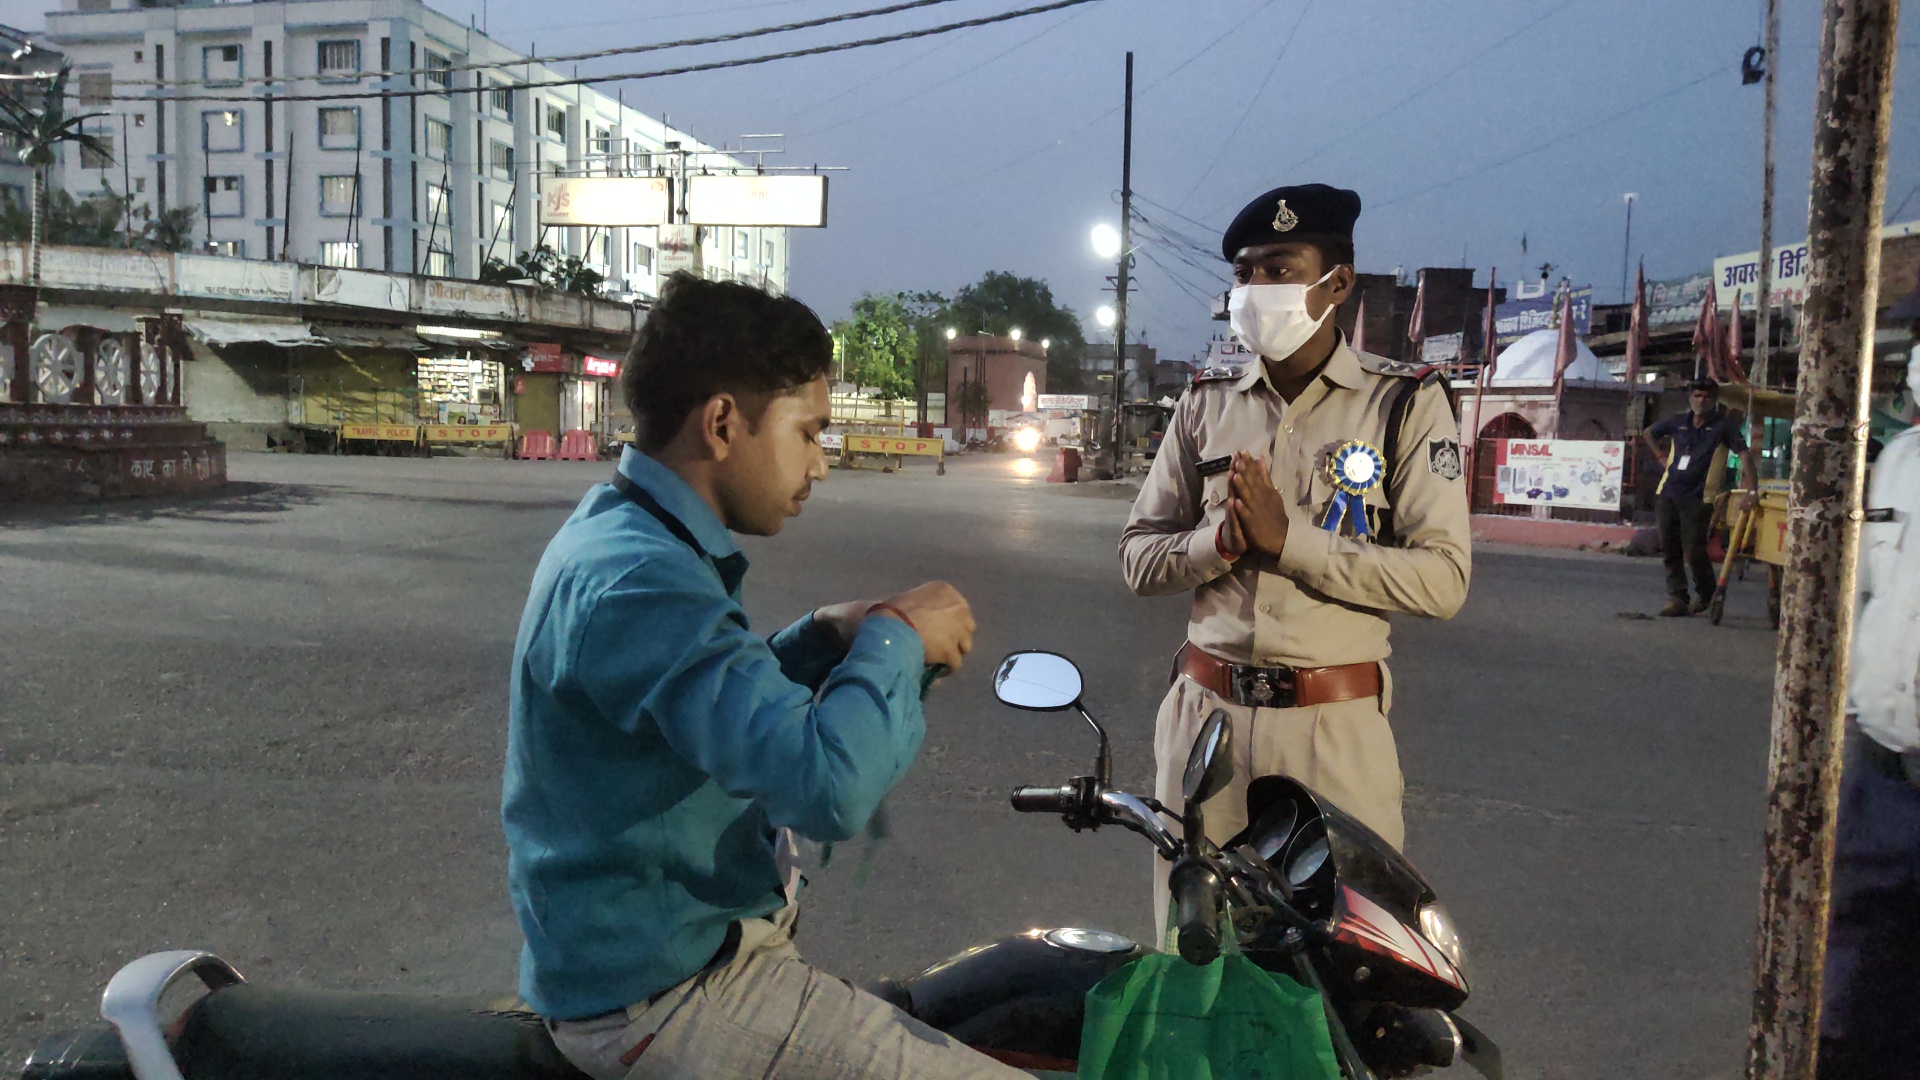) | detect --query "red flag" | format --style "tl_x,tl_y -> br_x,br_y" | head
1551,283 -> 1578,384
1407,270 -> 1427,359
1351,292 -> 1368,354
1624,262 -> 1647,387
1692,282 -> 1721,379
1726,287 -> 1754,384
